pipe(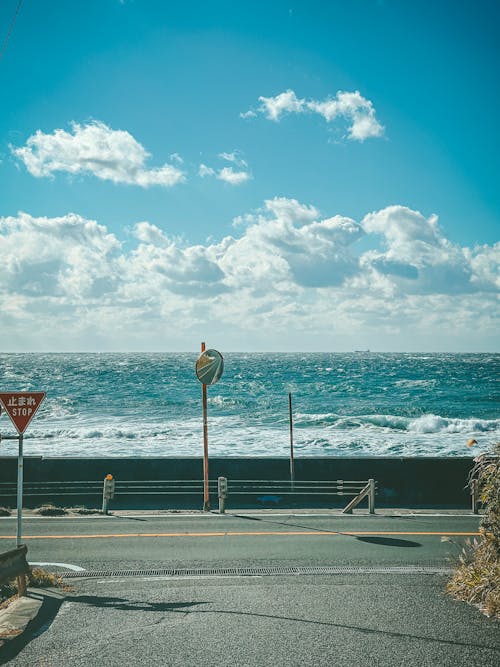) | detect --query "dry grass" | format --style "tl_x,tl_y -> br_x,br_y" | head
1,567 -> 72,606
33,504 -> 68,516
69,506 -> 102,515
28,567 -> 71,591
447,444 -> 500,618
